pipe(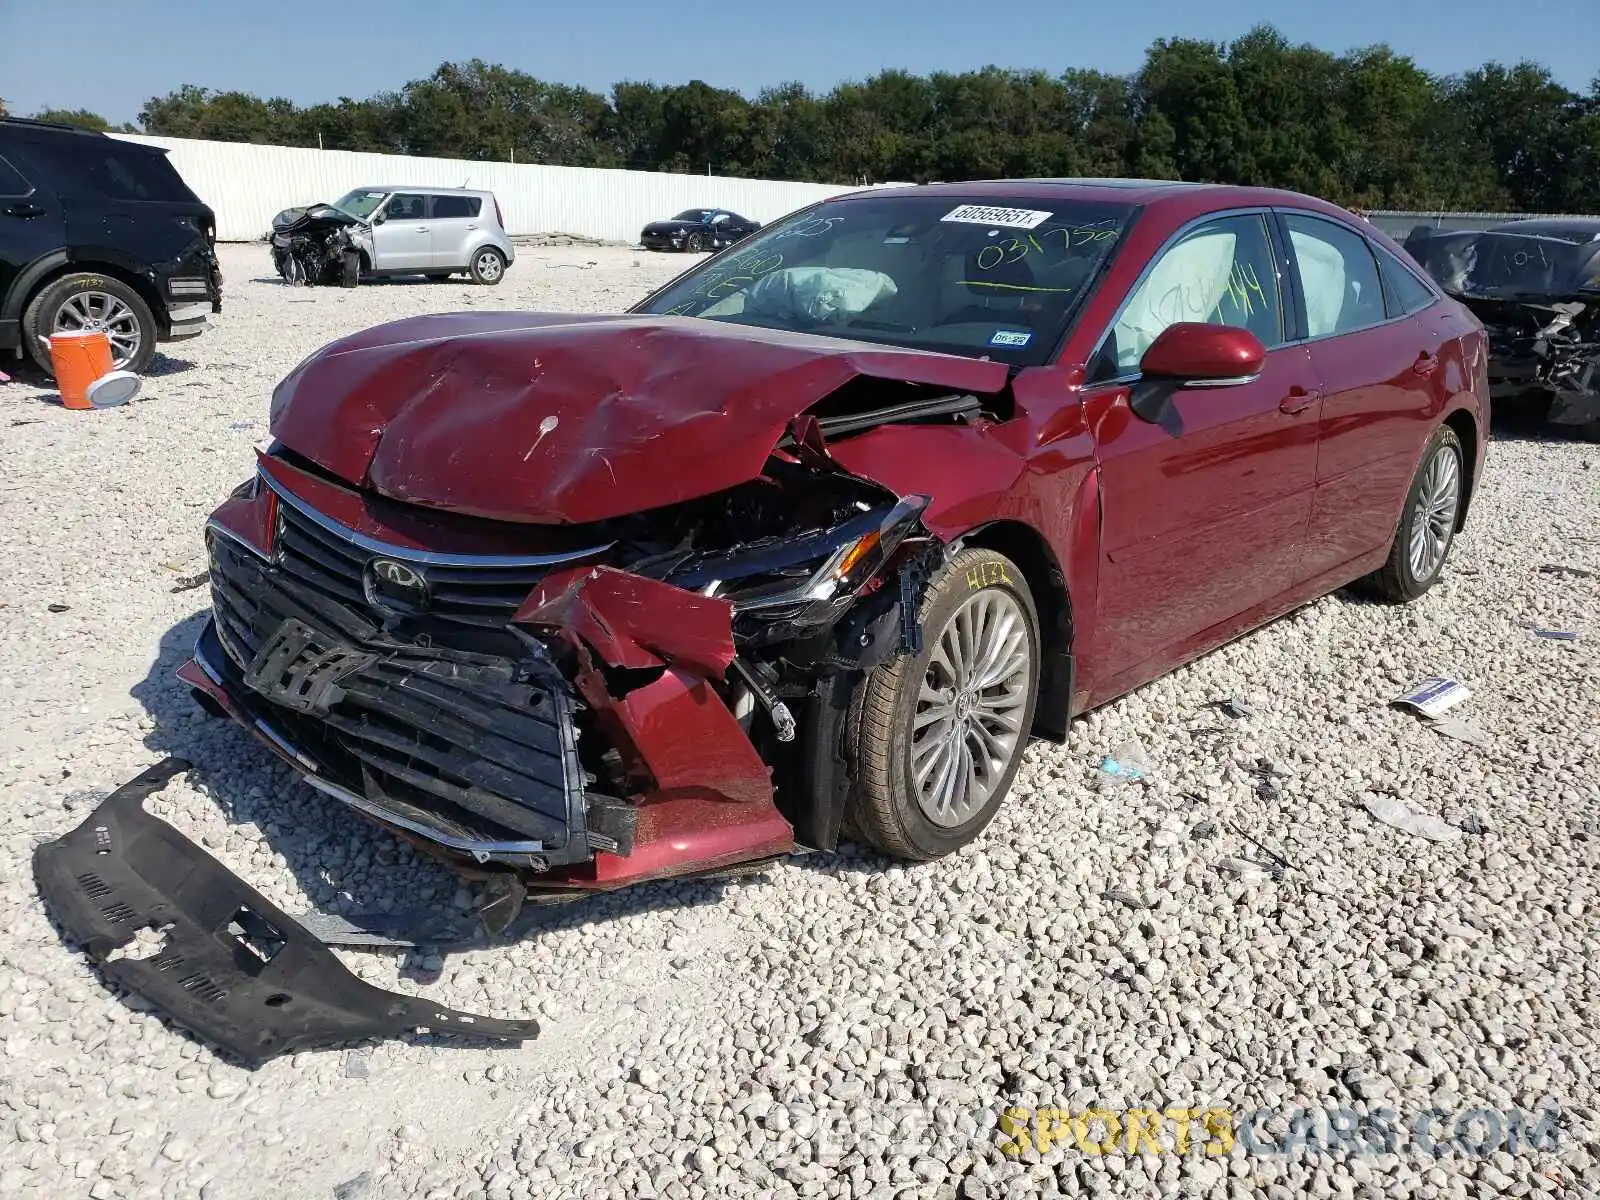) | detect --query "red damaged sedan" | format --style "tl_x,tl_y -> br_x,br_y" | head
186,180 -> 1489,894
